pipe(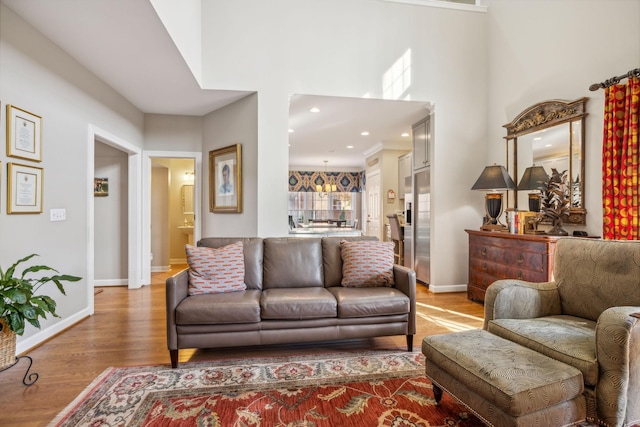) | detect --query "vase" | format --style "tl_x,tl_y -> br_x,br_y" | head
547,219 -> 568,236
0,319 -> 17,370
